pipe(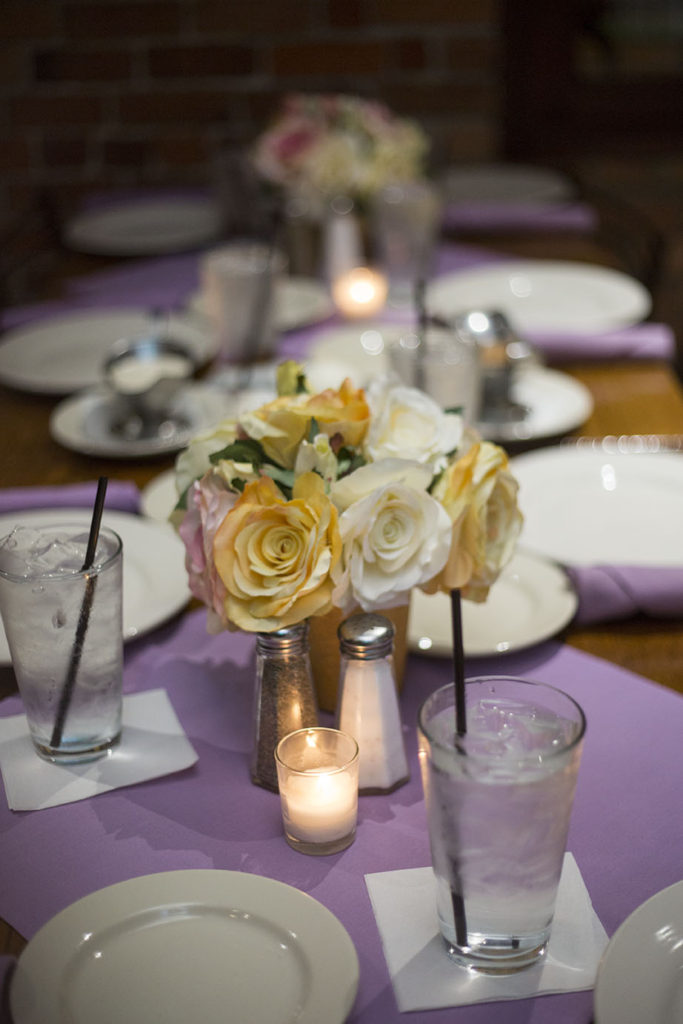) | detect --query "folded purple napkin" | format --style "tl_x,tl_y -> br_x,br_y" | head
565,564 -> 683,625
443,201 -> 598,234
66,253 -> 200,311
527,323 -> 675,362
0,481 -> 140,517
